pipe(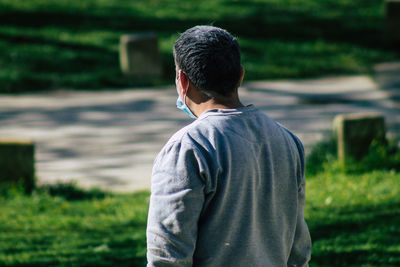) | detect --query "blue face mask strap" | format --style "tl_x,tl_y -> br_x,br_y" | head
183,91 -> 197,119
176,90 -> 197,119
175,70 -> 197,119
